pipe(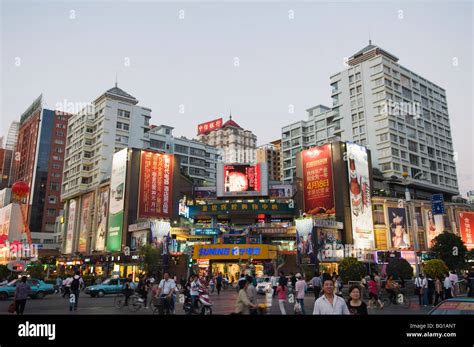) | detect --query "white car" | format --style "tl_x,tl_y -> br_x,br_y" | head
256,277 -> 272,294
